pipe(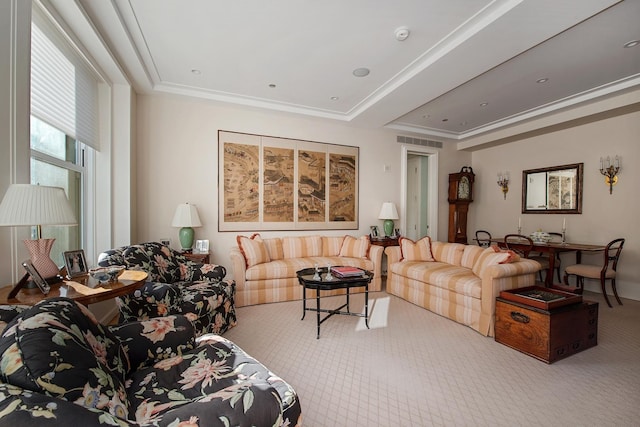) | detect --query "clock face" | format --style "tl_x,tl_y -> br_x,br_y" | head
457,176 -> 470,199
